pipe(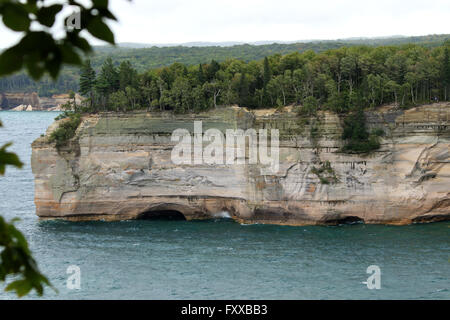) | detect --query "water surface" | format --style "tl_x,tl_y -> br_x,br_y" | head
0,111 -> 448,299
